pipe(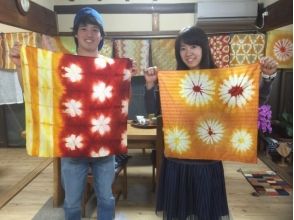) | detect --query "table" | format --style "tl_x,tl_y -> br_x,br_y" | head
53,122 -> 158,207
